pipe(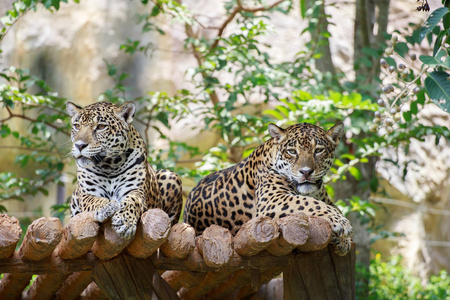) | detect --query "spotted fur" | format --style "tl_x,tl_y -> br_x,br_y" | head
67,101 -> 182,238
184,122 -> 353,256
